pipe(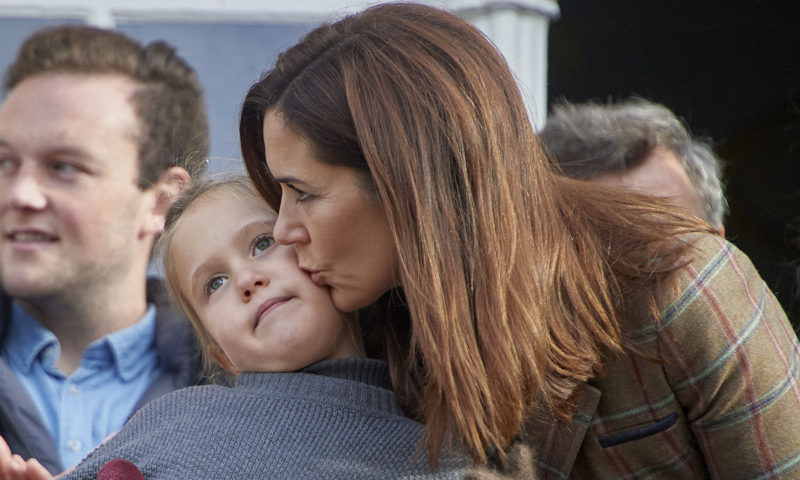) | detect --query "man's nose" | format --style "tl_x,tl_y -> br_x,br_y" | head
6,171 -> 47,211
